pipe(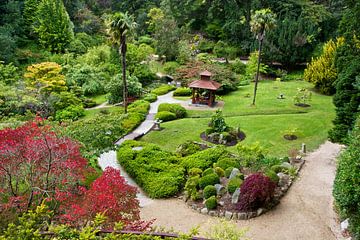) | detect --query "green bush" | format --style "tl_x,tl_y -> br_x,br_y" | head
215,157 -> 241,171
158,103 -> 187,118
181,146 -> 228,171
55,105 -> 85,121
205,196 -> 217,210
176,141 -> 202,157
270,165 -> 287,173
227,177 -> 243,194
265,170 -> 280,184
173,87 -> 192,96
225,167 -> 234,178
128,100 -> 150,115
202,168 -> 215,176
150,84 -> 176,96
155,111 -> 177,122
204,185 -> 217,199
198,39 -> 215,53
117,141 -> 184,198
199,173 -> 220,189
231,59 -> 246,74
163,61 -> 180,75
185,175 -> 201,200
133,64 -> 157,86
188,168 -> 202,177
142,93 -> 157,103
214,167 -> 225,177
